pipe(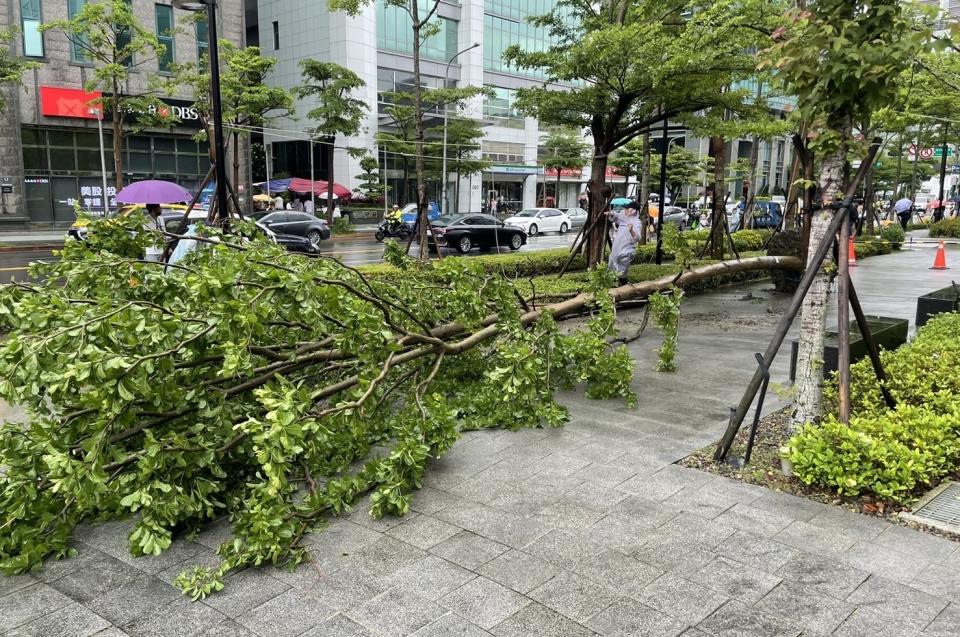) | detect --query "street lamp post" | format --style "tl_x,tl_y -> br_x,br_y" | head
90,107 -> 111,217
172,0 -> 229,222
442,43 -> 479,215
